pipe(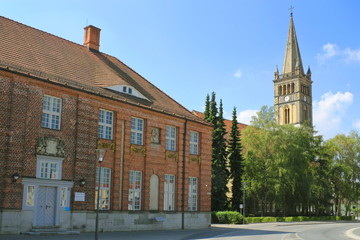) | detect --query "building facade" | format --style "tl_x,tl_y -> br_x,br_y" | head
0,16 -> 212,234
273,13 -> 313,126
